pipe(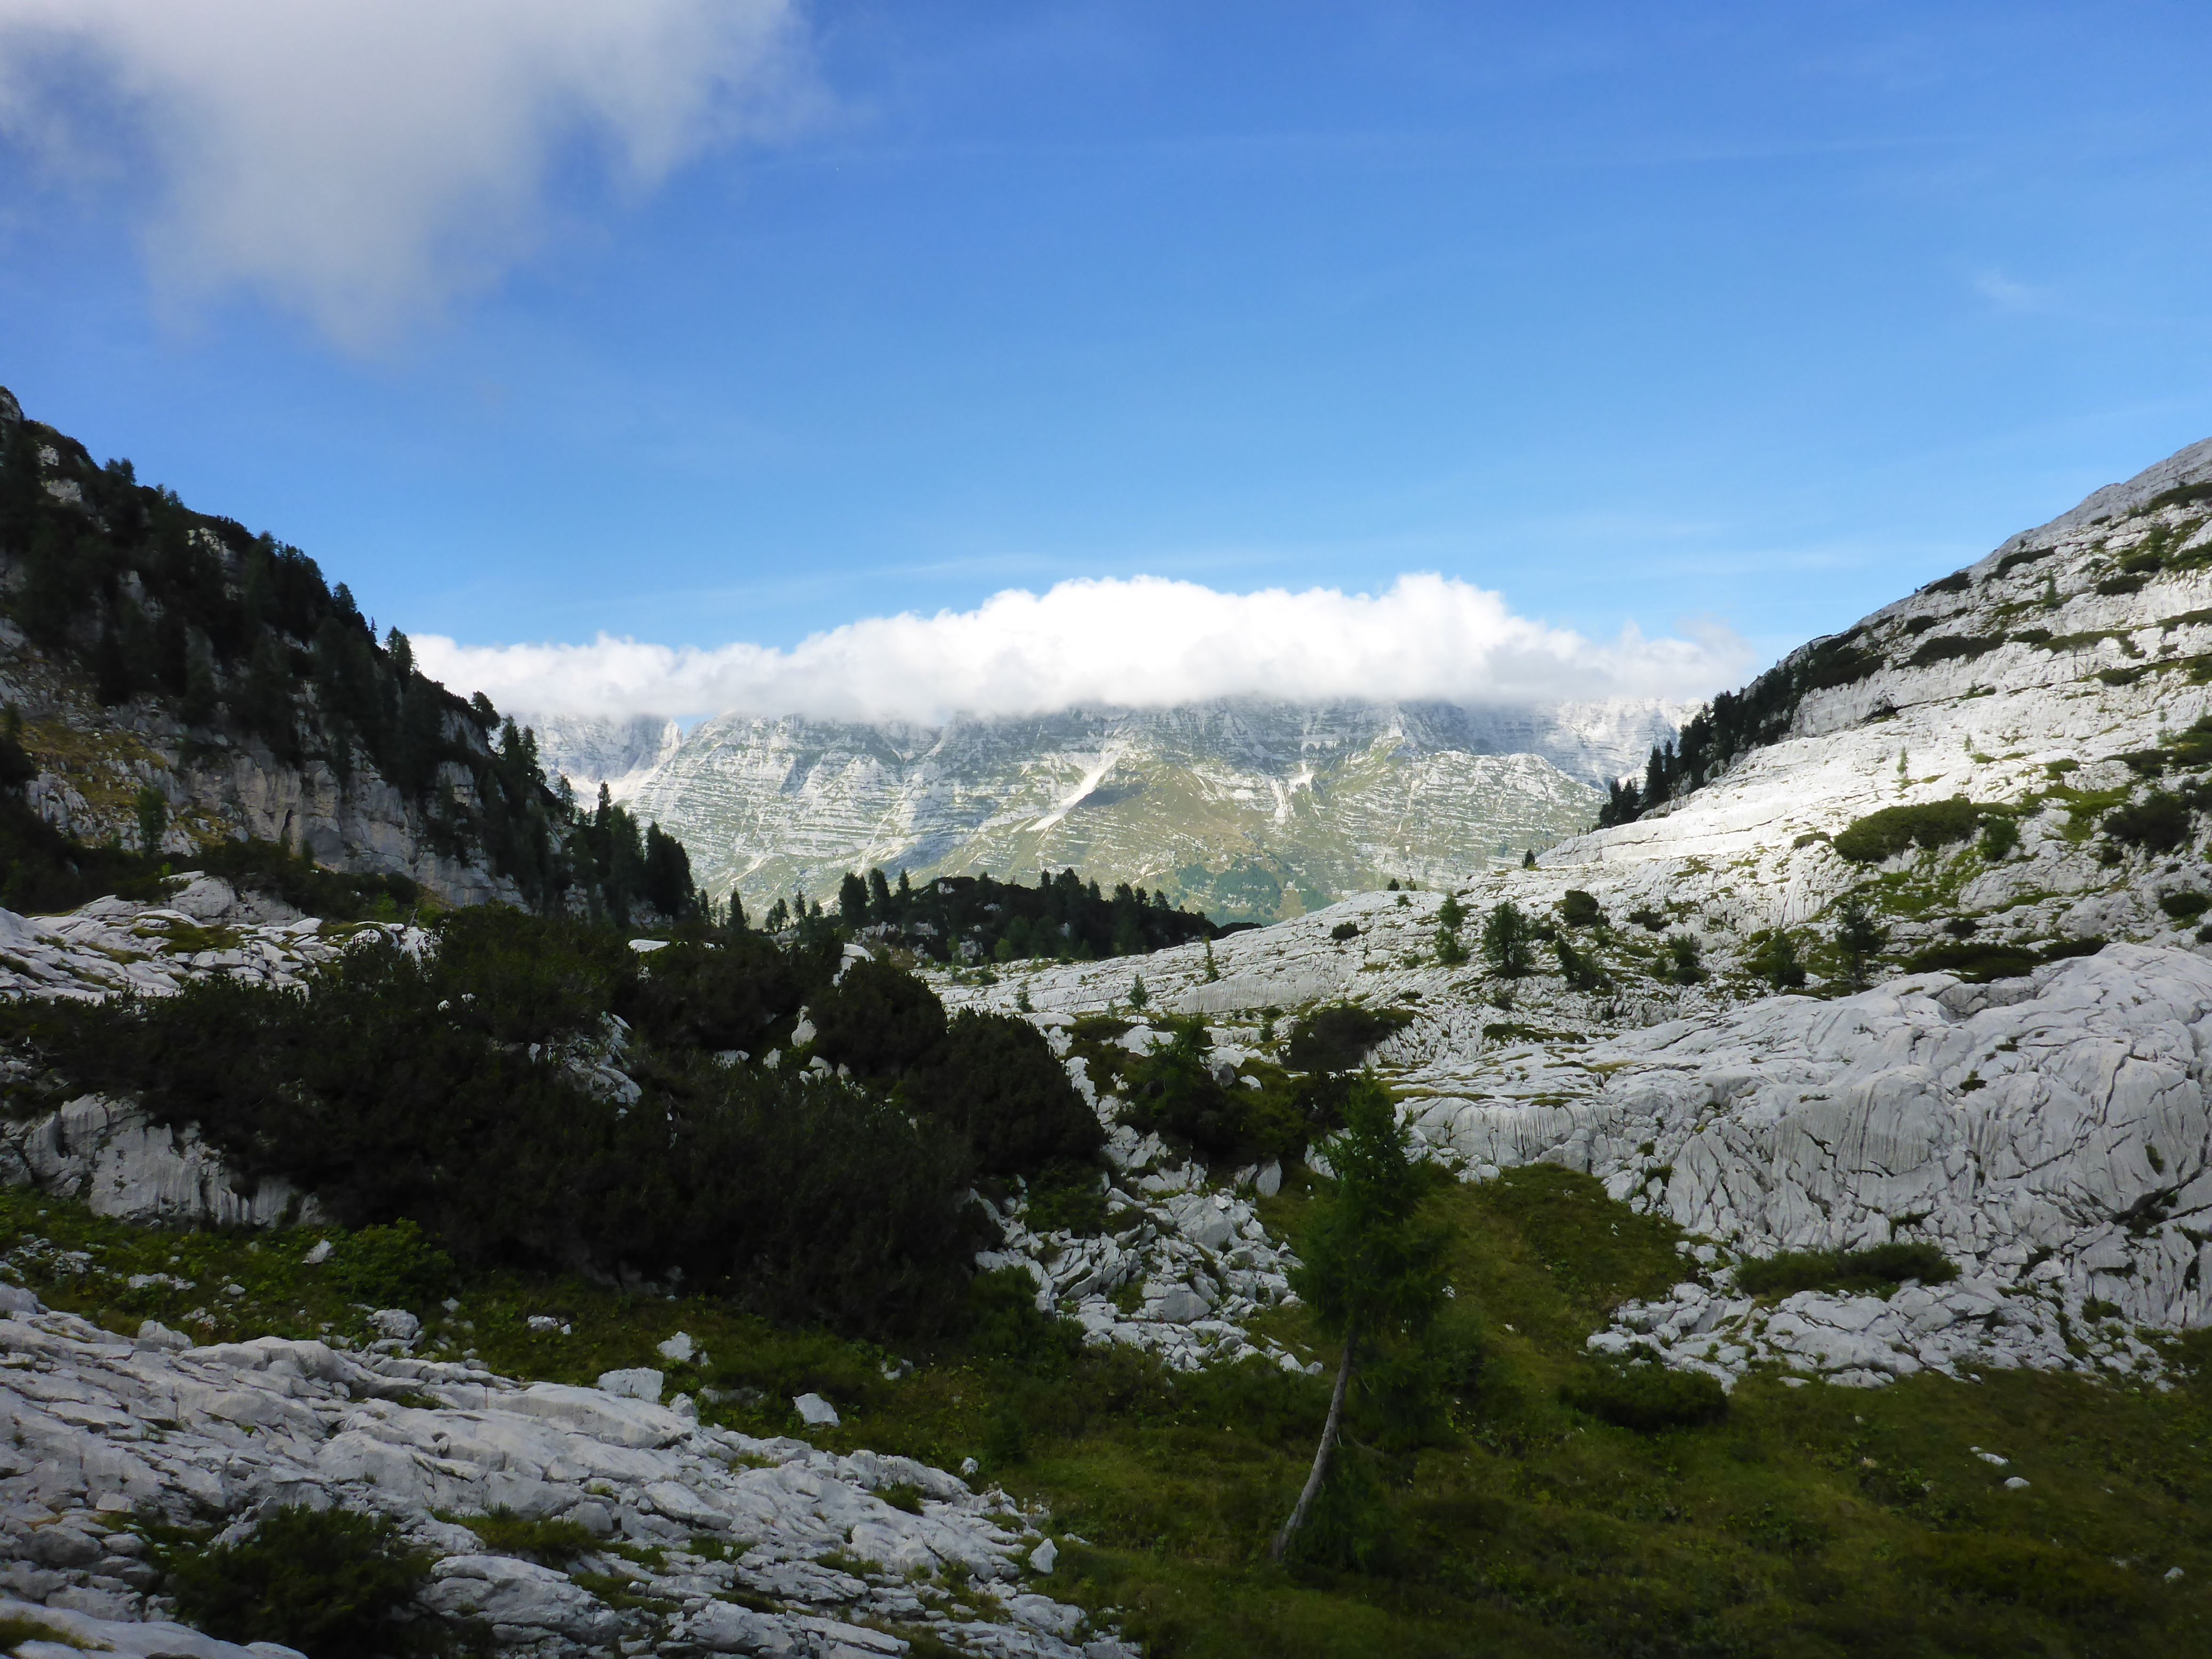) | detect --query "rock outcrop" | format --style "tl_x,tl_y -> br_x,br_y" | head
0,1289 -> 1127,1657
